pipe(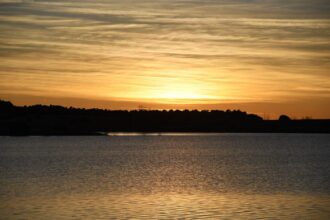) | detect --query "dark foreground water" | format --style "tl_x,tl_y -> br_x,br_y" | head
0,134 -> 329,219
